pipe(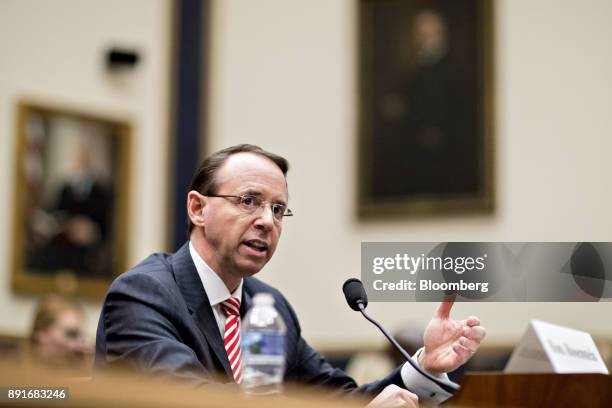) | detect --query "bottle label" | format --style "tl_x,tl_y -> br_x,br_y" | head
242,332 -> 285,361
